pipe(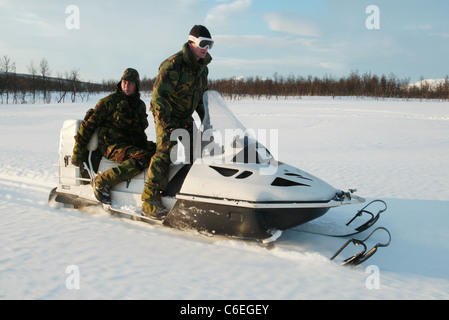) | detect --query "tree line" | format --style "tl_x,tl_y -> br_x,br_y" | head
0,55 -> 155,104
2,54 -> 449,104
209,71 -> 449,101
0,56 -> 109,104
